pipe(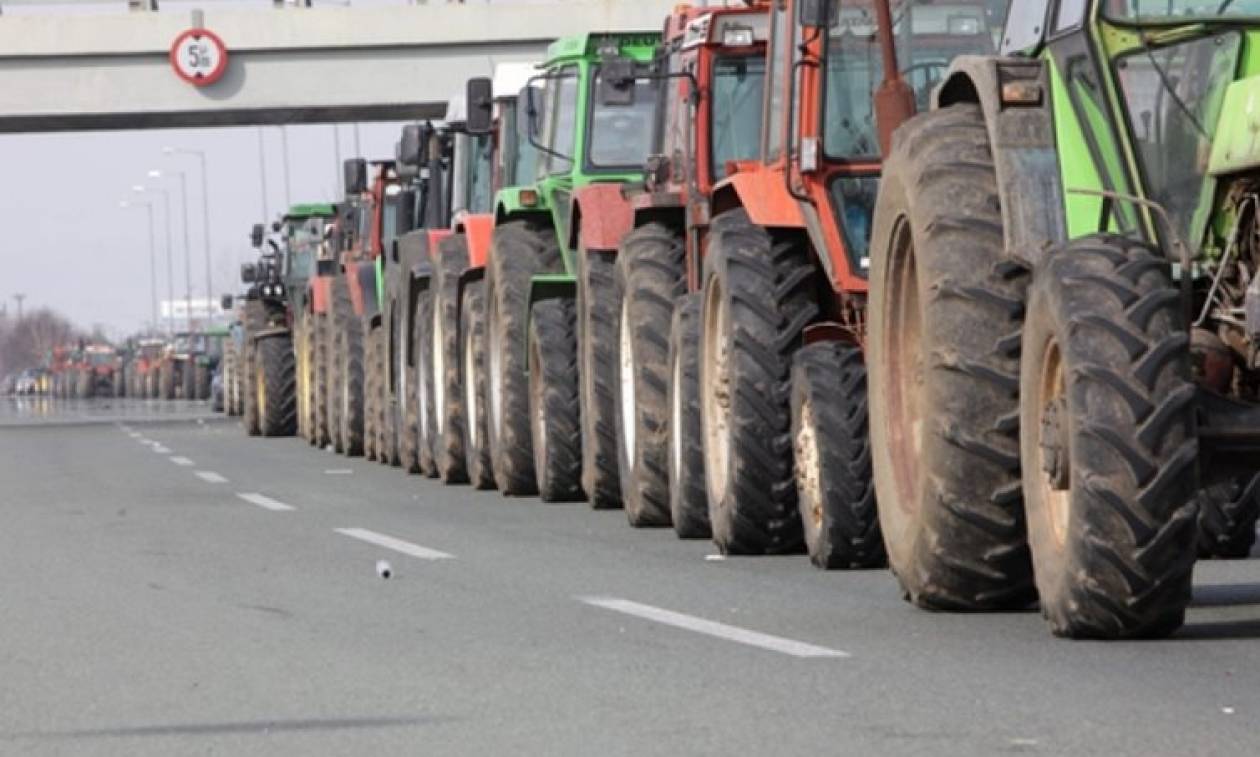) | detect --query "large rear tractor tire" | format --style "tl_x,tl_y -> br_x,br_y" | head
615,223 -> 685,527
529,297 -> 584,502
869,103 -> 1035,611
295,317 -> 311,442
431,235 -> 471,484
313,312 -> 331,447
195,363 -> 211,401
159,364 -> 176,402
396,295 -> 421,473
1021,235 -> 1198,638
1197,474 -> 1260,558
668,293 -> 710,539
256,335 -> 298,437
181,361 -> 195,401
333,277 -> 365,457
460,279 -> 494,489
485,221 -> 561,495
363,319 -> 382,462
414,288 -> 438,477
578,247 -> 621,509
790,342 -> 885,570
700,208 -> 817,555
